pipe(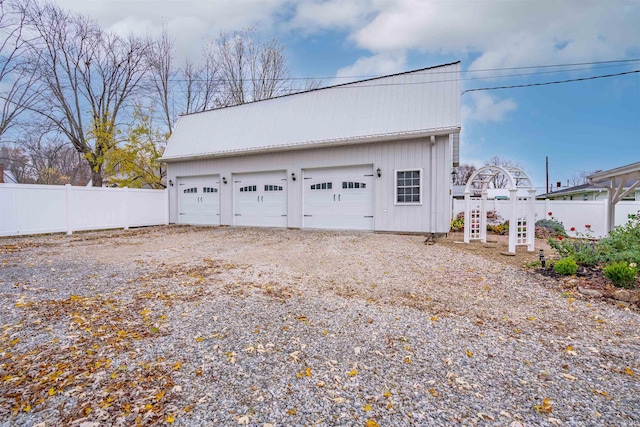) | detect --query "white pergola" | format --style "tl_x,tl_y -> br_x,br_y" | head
588,162 -> 640,233
463,165 -> 536,254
